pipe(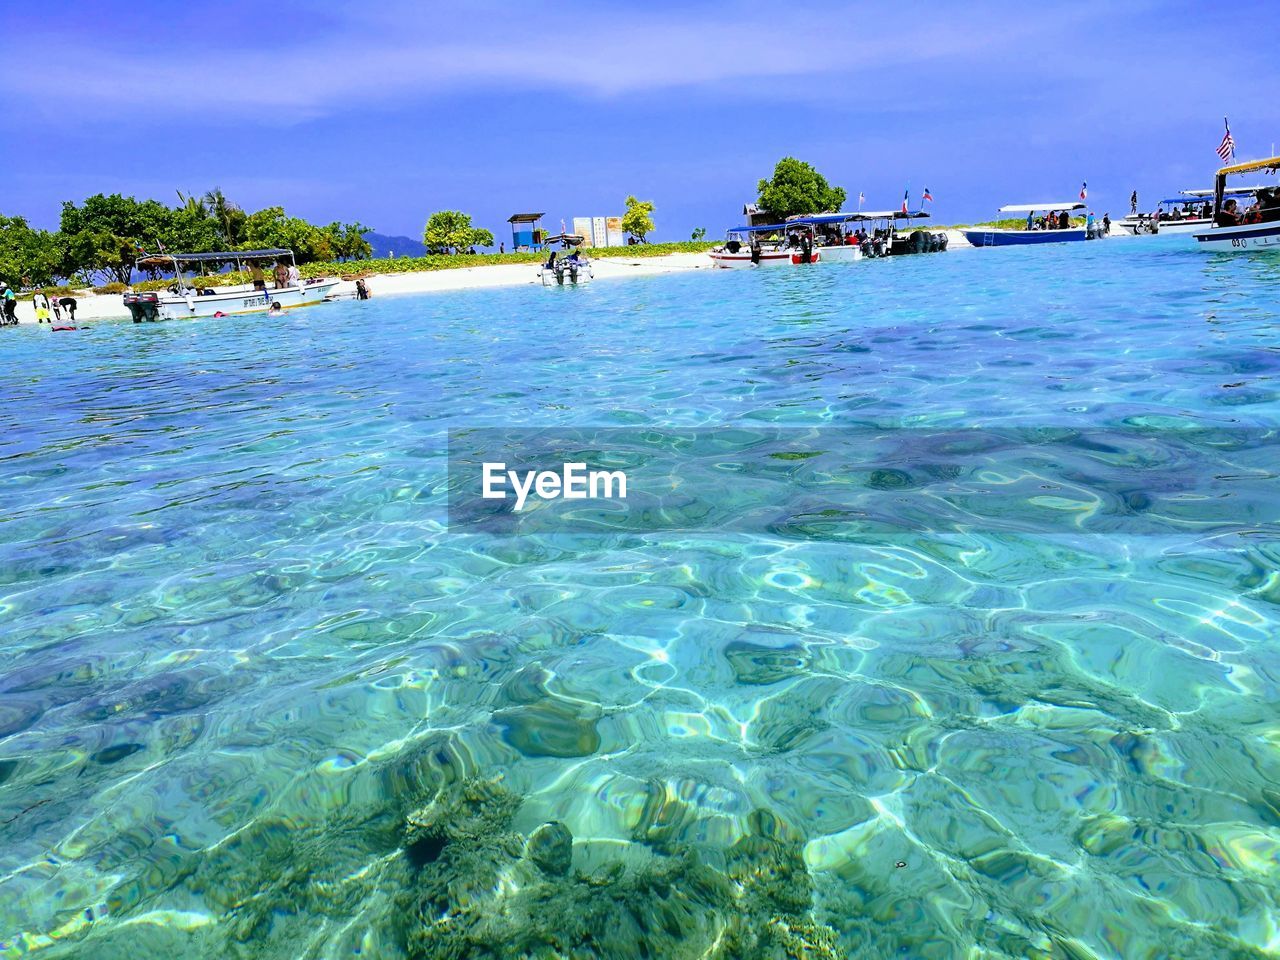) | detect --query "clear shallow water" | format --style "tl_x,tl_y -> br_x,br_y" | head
1,238 -> 1278,958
